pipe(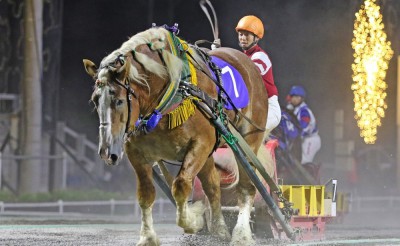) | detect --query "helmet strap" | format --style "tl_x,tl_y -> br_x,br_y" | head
241,35 -> 259,51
